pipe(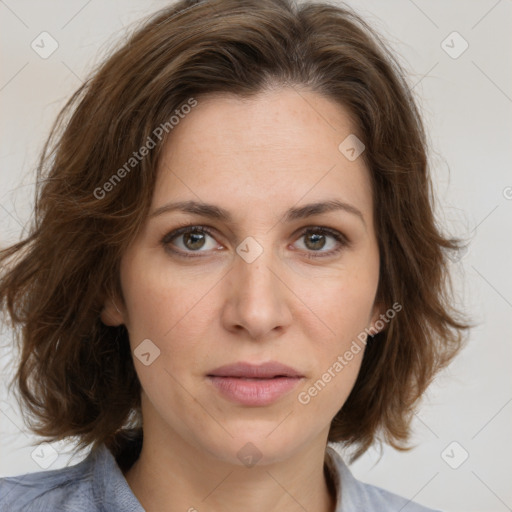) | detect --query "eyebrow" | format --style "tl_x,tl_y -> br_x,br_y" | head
149,199 -> 365,227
